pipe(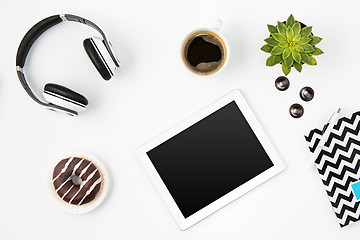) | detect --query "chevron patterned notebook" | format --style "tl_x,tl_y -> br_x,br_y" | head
305,111 -> 360,227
